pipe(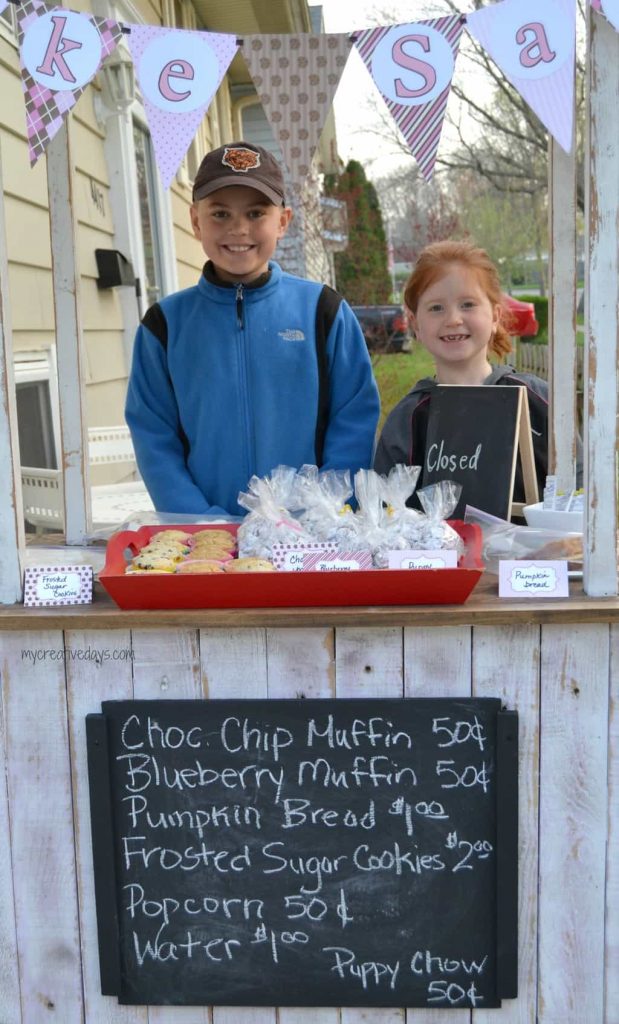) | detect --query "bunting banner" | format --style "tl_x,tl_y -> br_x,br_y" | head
17,0 -> 124,165
6,0 -> 593,191
241,33 -> 353,193
354,16 -> 465,181
127,25 -> 238,189
466,0 -> 576,153
590,0 -> 619,30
